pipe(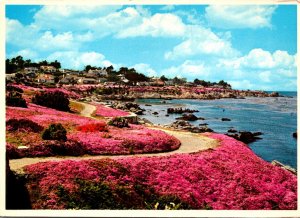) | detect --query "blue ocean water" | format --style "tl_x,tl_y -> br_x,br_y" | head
137,92 -> 297,169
